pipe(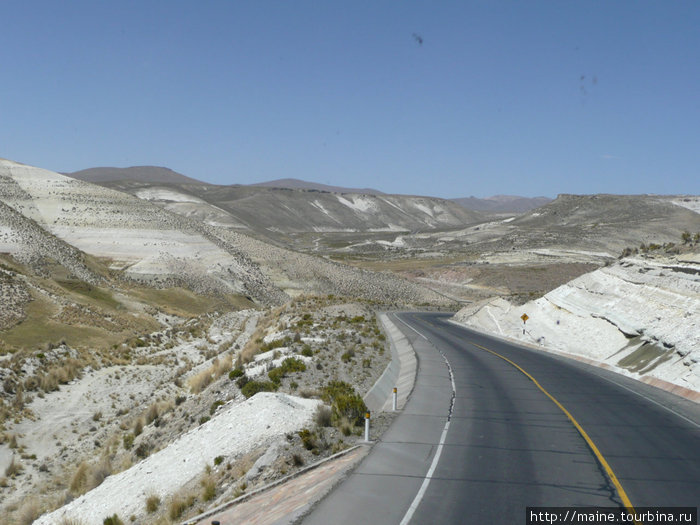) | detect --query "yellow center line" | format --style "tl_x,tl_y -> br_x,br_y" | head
470,342 -> 640,524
